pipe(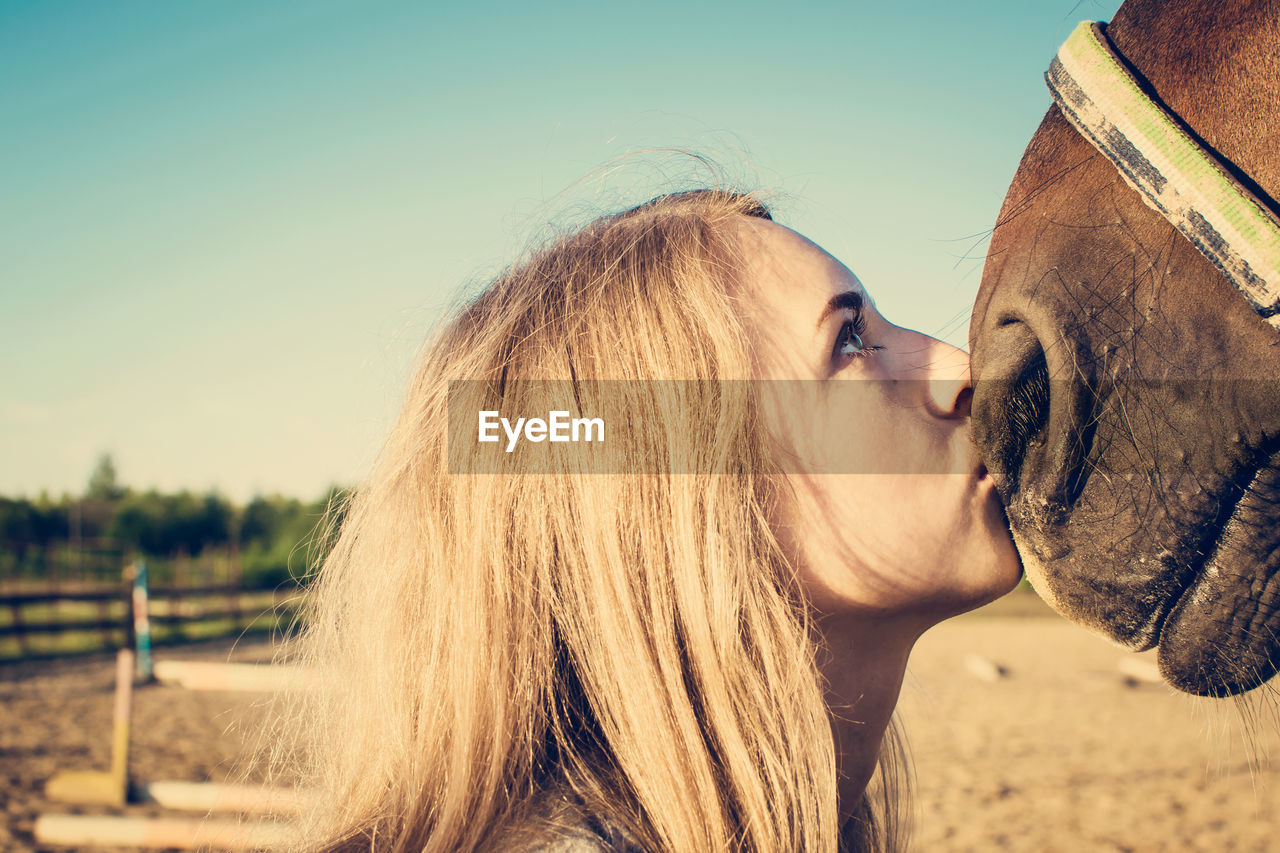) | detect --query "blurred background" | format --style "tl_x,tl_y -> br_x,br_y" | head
7,5 -> 1280,853
3,0 -> 1121,536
